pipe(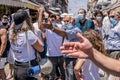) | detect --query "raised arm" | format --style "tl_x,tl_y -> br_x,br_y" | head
38,6 -> 44,30
91,49 -> 120,76
0,29 -> 7,57
51,27 -> 68,38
